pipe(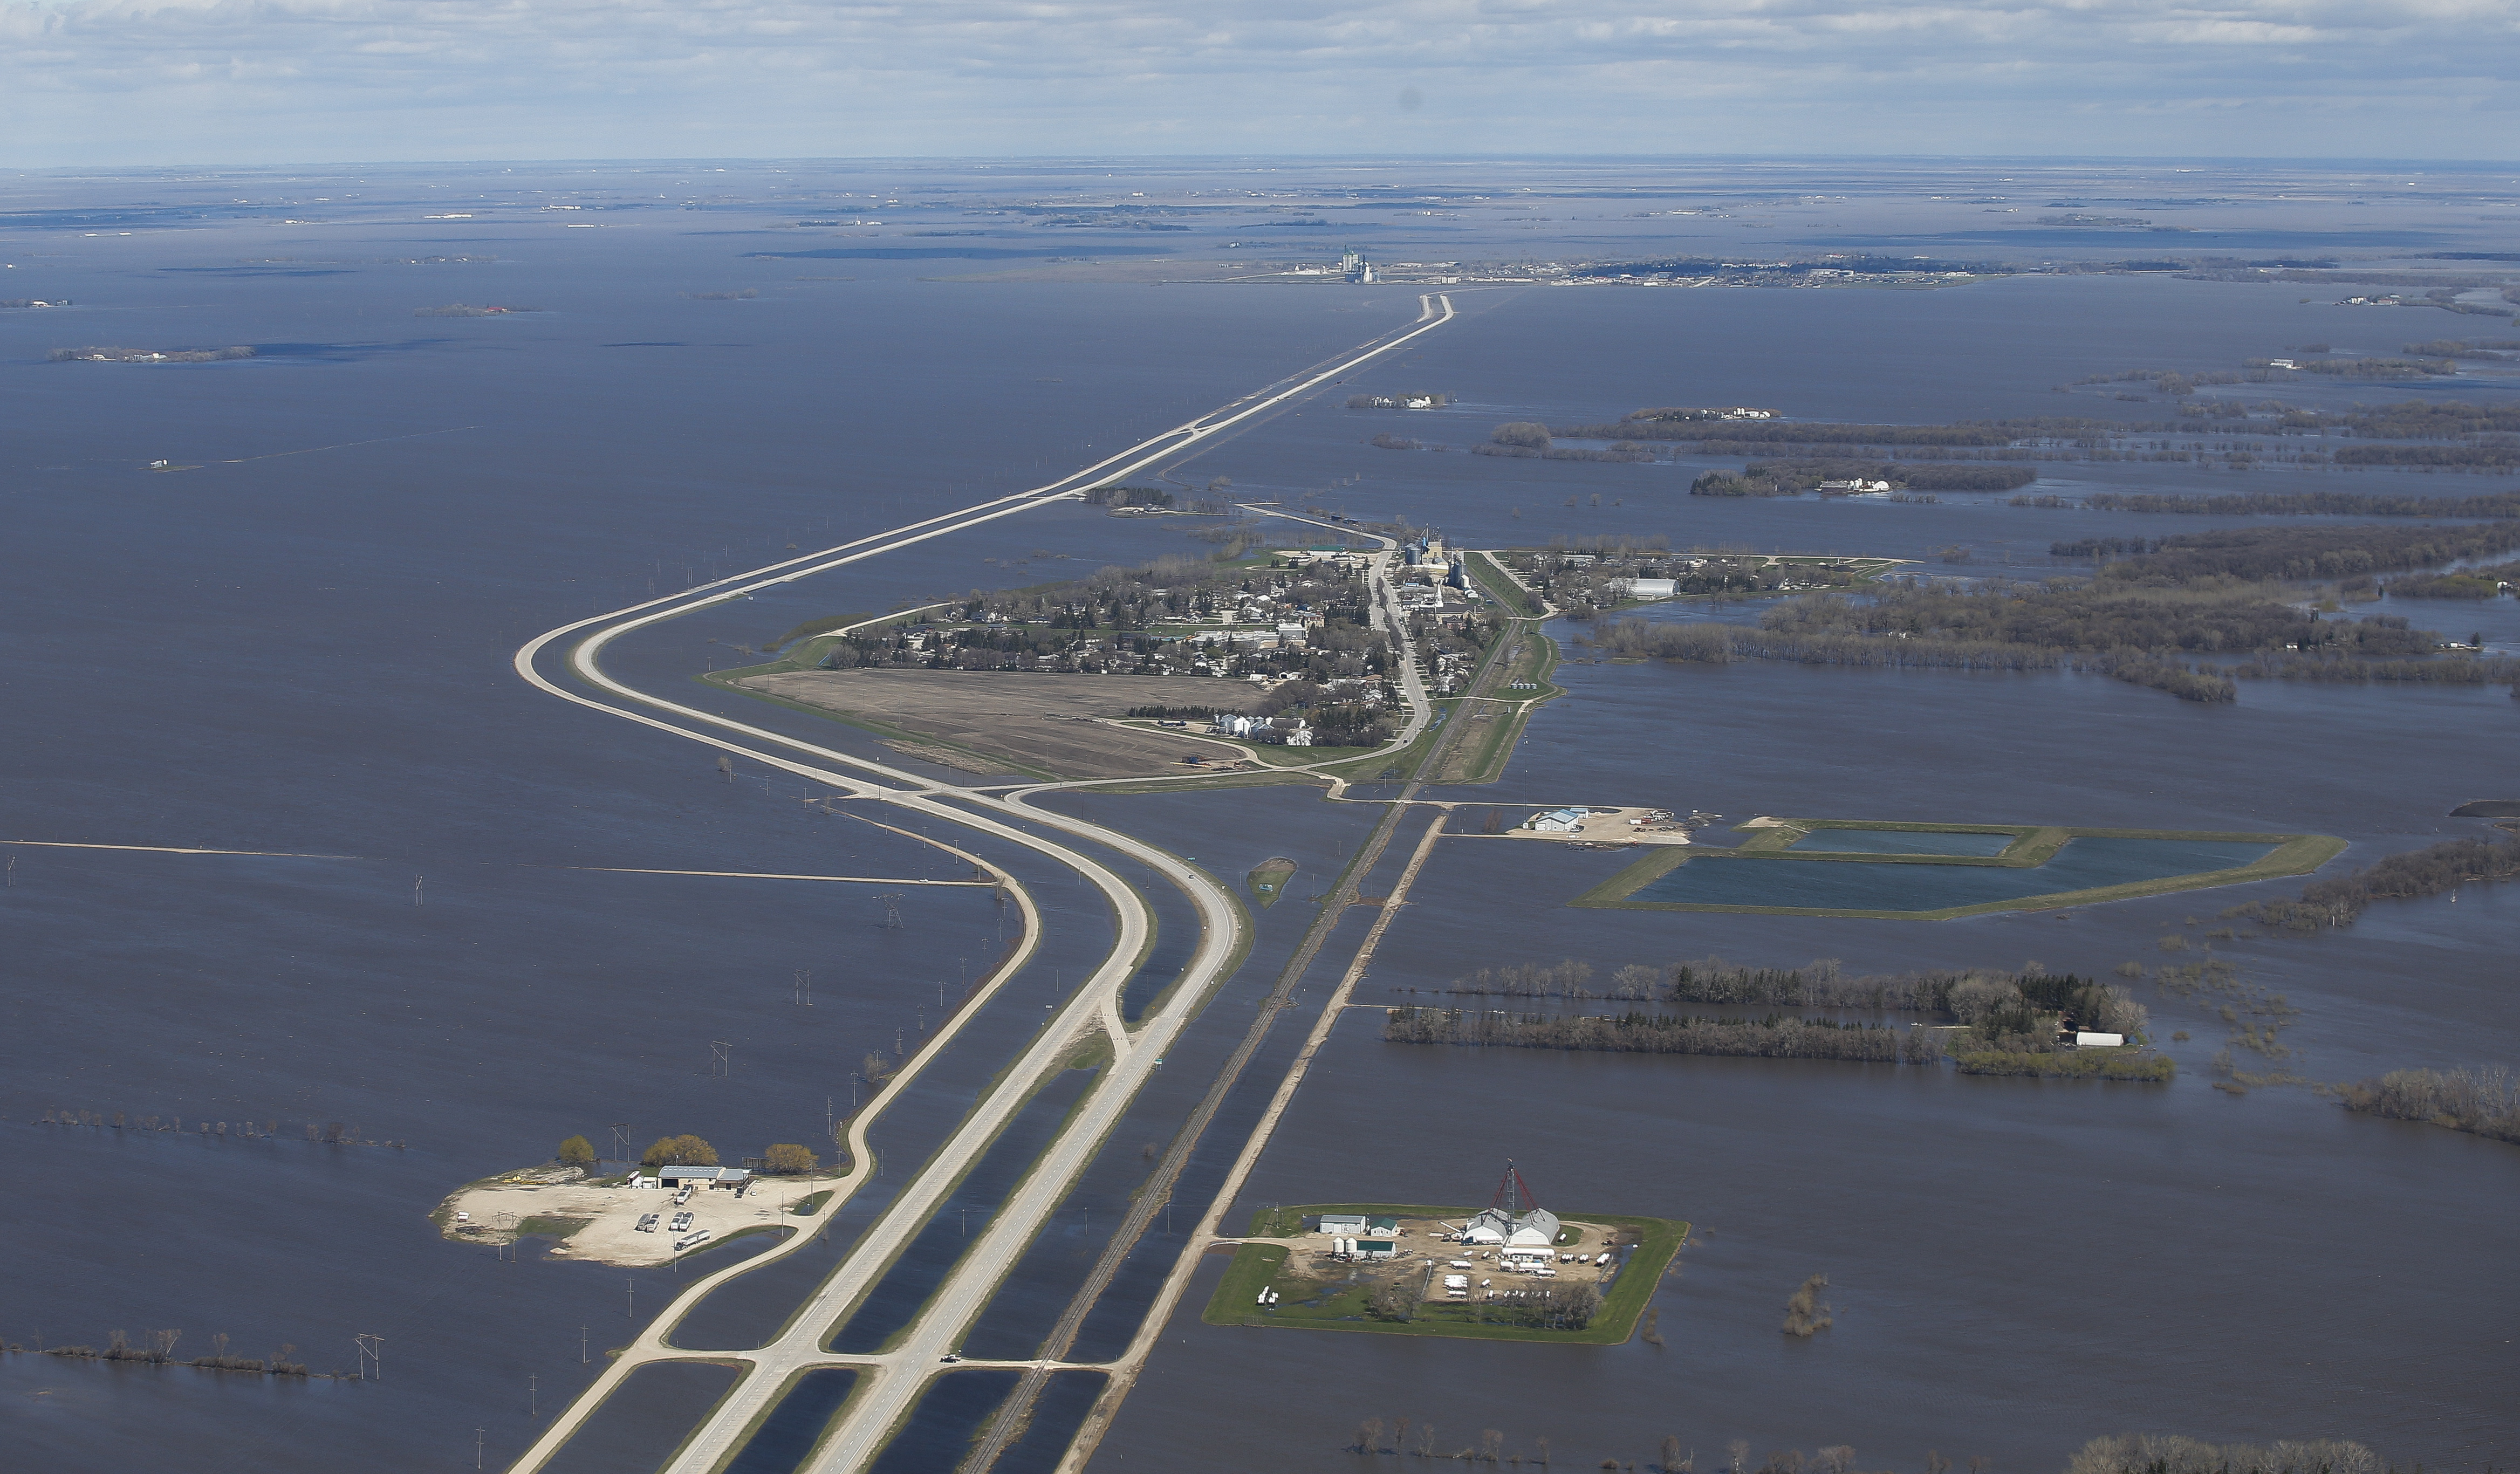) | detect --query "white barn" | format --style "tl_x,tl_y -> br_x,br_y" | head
1460,1204 -> 1560,1247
